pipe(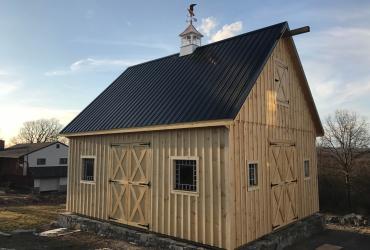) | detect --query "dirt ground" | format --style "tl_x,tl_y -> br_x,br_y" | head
0,231 -> 147,250
0,192 -> 147,250
0,191 -> 66,232
286,224 -> 370,250
0,191 -> 66,207
0,204 -> 65,232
